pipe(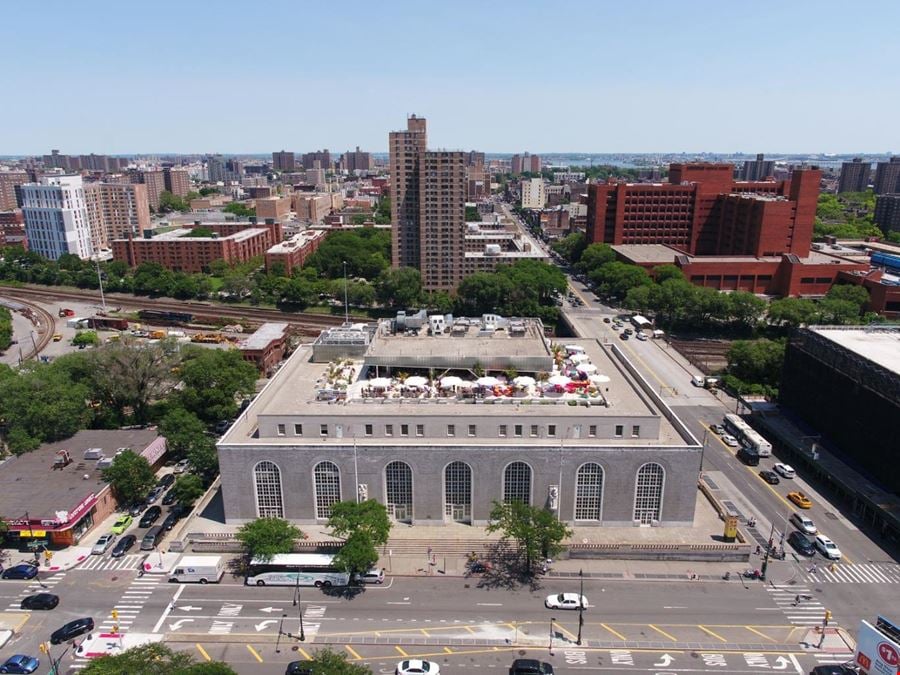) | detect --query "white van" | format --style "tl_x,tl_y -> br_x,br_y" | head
168,555 -> 226,584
